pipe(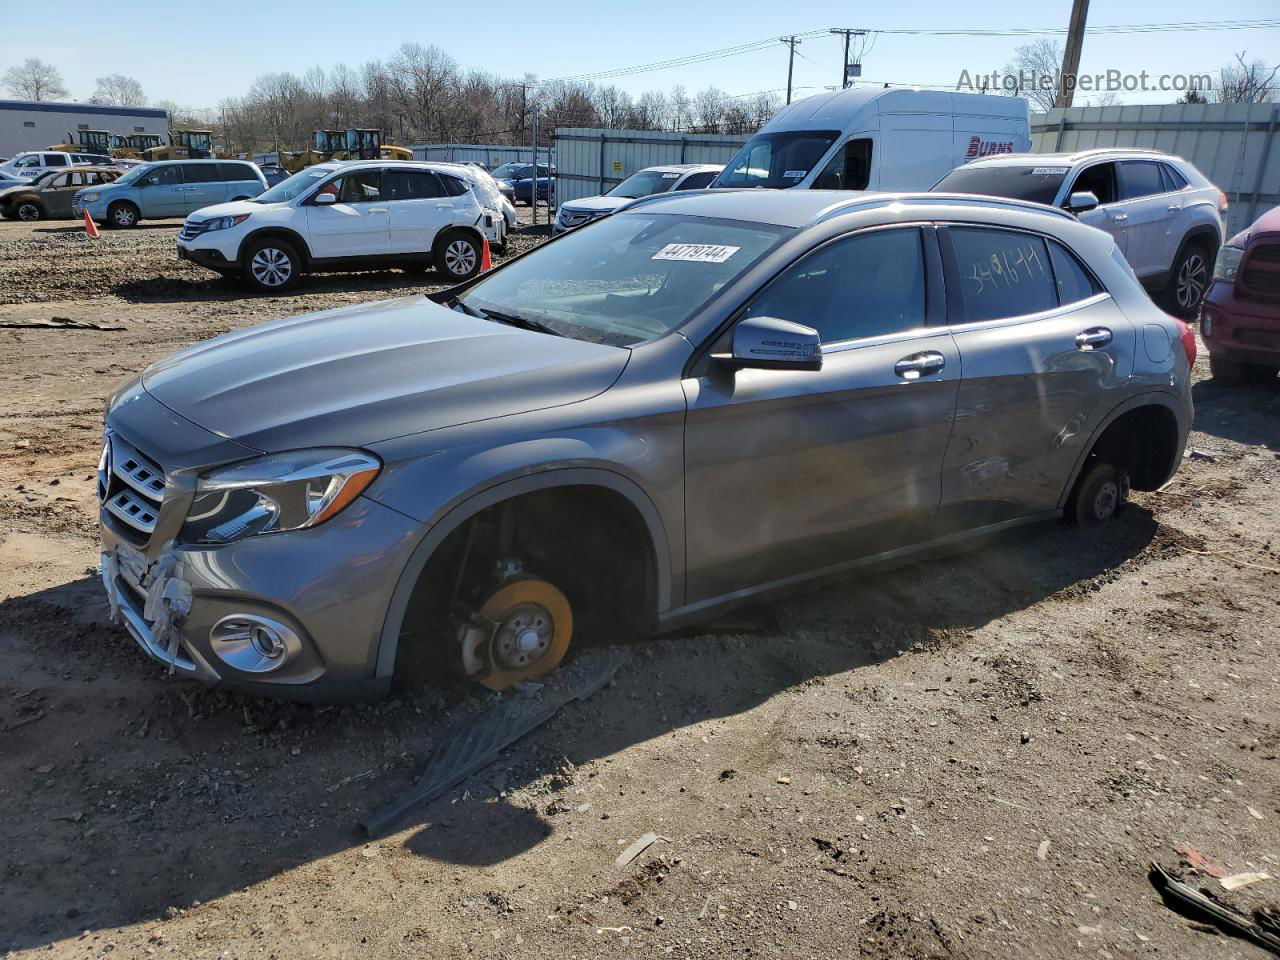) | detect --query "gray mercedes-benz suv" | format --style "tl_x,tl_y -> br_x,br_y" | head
99,189 -> 1194,700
